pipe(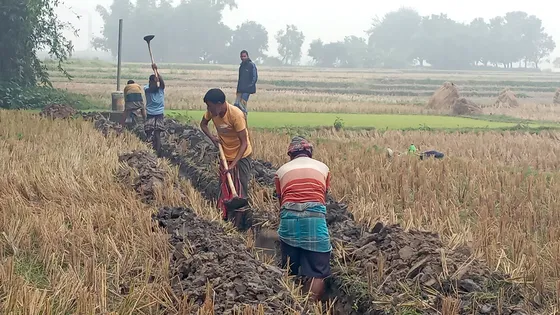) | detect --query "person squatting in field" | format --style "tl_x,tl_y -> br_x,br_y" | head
235,50 -> 258,121
274,136 -> 332,302
144,63 -> 165,157
200,88 -> 253,221
122,79 -> 146,125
